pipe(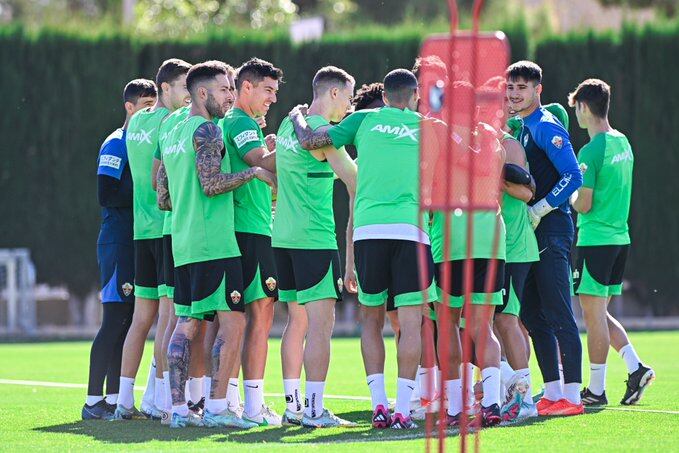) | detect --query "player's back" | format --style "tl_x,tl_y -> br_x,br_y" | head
352,107 -> 422,229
